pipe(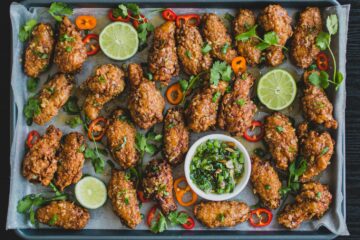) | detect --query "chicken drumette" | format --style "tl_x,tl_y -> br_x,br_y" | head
54,16 -> 87,73
108,170 -> 142,229
128,63 -> 165,130
264,112 -> 298,170
24,23 -> 54,78
258,4 -> 293,66
142,159 -> 177,215
278,182 -> 332,229
218,72 -> 257,136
